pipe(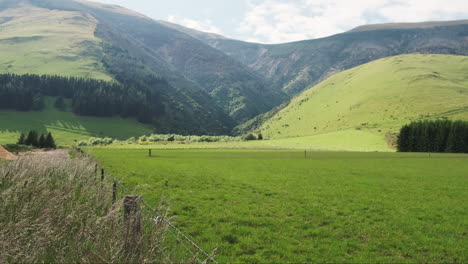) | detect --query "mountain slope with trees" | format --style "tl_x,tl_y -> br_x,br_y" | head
0,0 -> 283,124
0,0 -> 236,134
